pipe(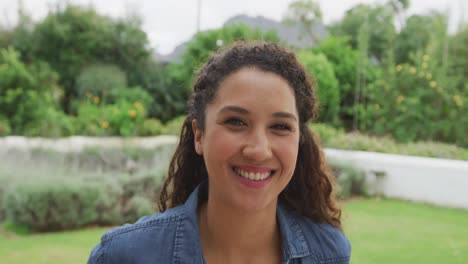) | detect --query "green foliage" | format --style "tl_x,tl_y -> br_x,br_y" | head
22,108 -> 76,137
28,4 -> 152,112
0,47 -> 65,135
309,123 -> 468,160
359,54 -> 466,146
329,3 -> 396,62
329,160 -> 367,198
4,178 -> 101,231
2,171 -> 164,232
161,116 -> 186,135
312,36 -> 378,128
309,123 -> 345,144
76,99 -> 146,137
167,24 -> 281,94
140,118 -> 164,136
0,116 -> 12,136
395,15 -> 434,64
76,64 -> 127,101
297,51 -> 340,125
107,86 -> 153,110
